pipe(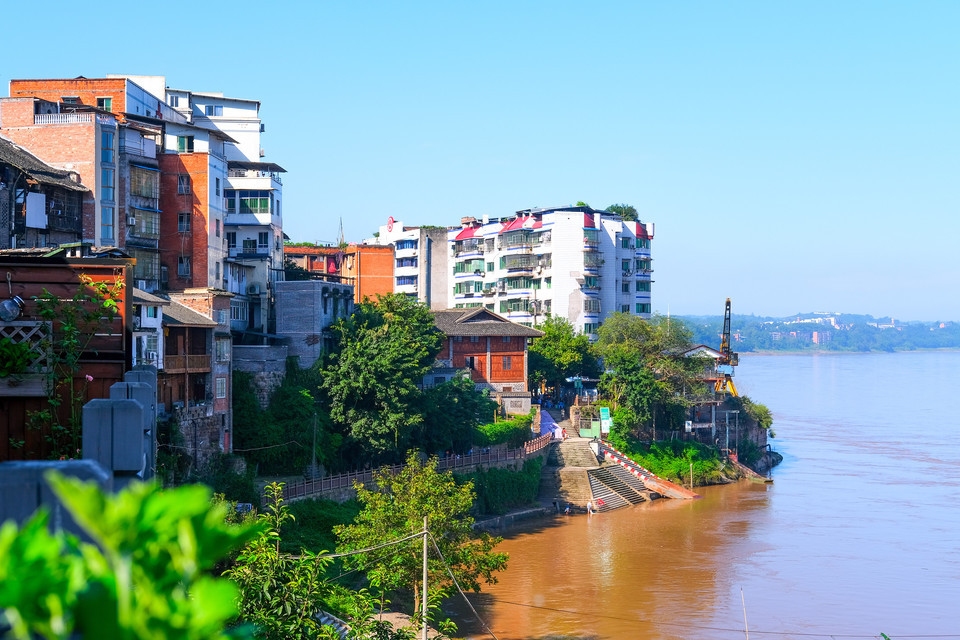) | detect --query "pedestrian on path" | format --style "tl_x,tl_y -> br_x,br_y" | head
587,500 -> 595,515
